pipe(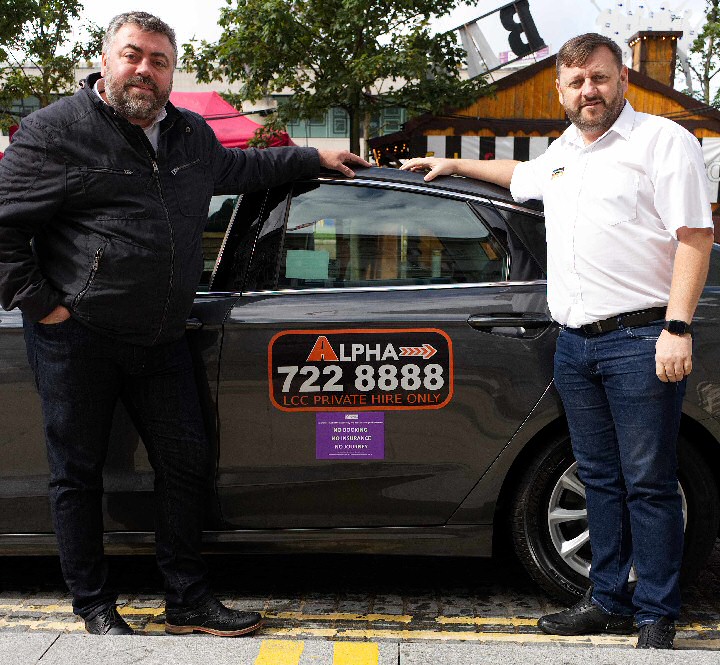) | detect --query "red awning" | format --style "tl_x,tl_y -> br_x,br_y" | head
169,91 -> 293,149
